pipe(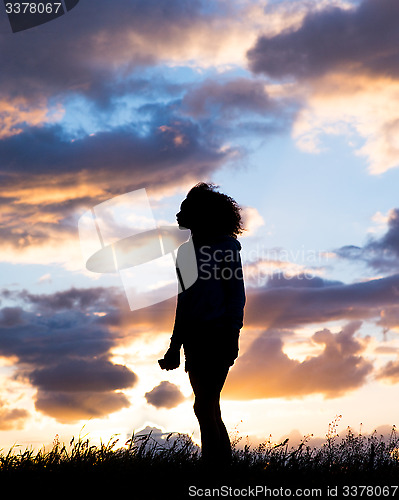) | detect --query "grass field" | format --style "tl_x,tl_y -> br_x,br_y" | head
1,417 -> 398,497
